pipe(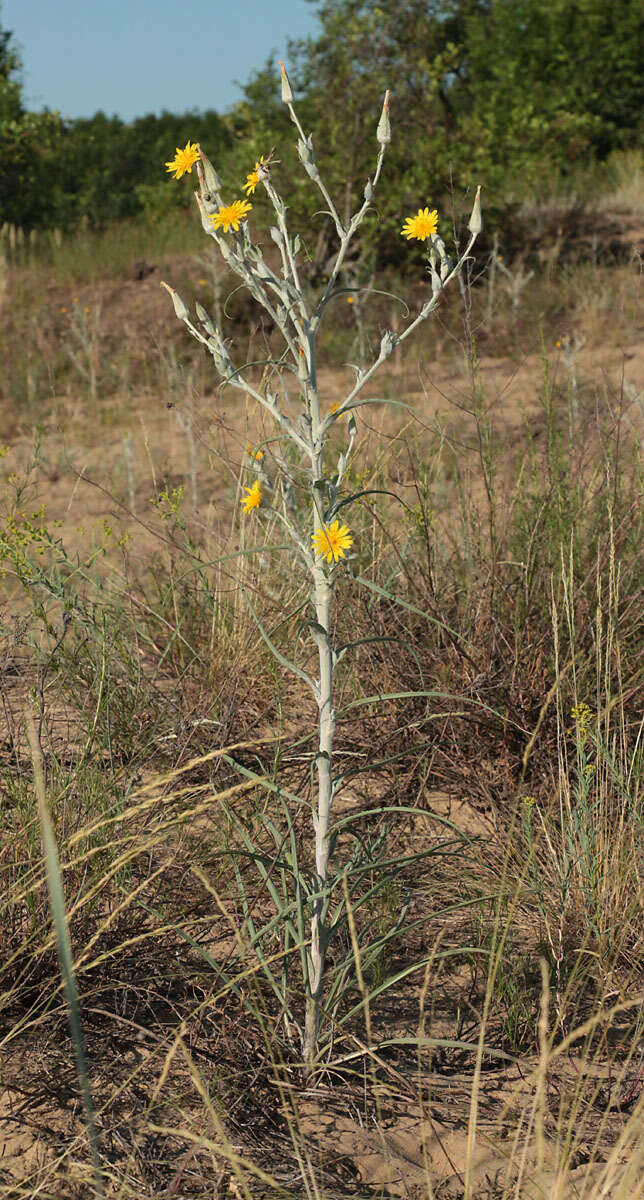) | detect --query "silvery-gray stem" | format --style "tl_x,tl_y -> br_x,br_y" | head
303,412 -> 335,1077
